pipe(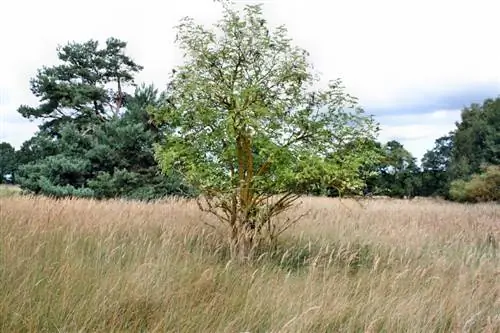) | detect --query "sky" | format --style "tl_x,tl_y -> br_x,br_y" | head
1,0 -> 499,162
